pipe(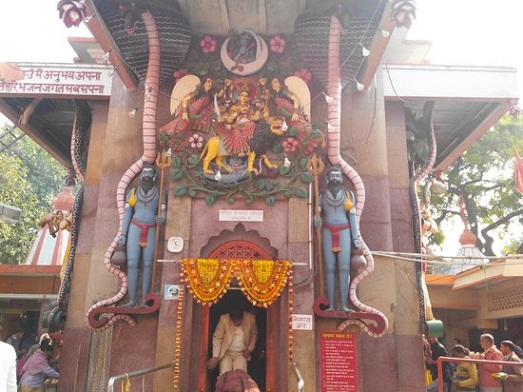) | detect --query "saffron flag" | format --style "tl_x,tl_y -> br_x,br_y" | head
515,148 -> 523,195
